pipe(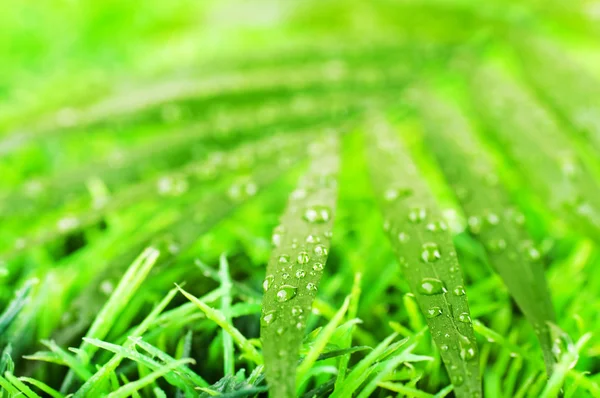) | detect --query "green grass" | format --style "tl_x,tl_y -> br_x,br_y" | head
1,0 -> 600,397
